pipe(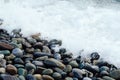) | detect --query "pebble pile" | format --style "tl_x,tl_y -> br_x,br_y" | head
0,27 -> 120,80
